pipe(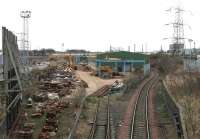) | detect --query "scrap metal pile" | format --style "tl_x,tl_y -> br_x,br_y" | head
13,114 -> 34,139
77,64 -> 93,72
91,85 -> 111,97
14,65 -> 88,139
33,66 -> 79,102
38,100 -> 69,139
